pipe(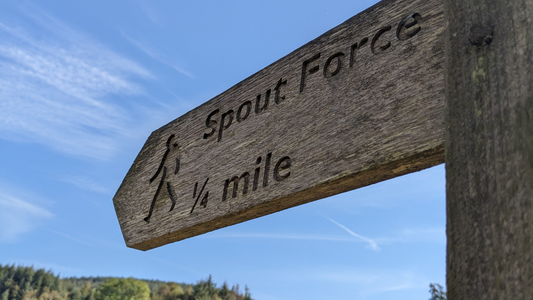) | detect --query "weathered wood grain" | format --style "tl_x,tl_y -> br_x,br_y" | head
113,0 -> 445,251
444,0 -> 533,298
